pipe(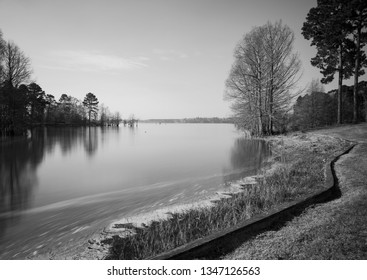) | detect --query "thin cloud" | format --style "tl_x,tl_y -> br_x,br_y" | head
43,50 -> 149,72
153,49 -> 189,60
